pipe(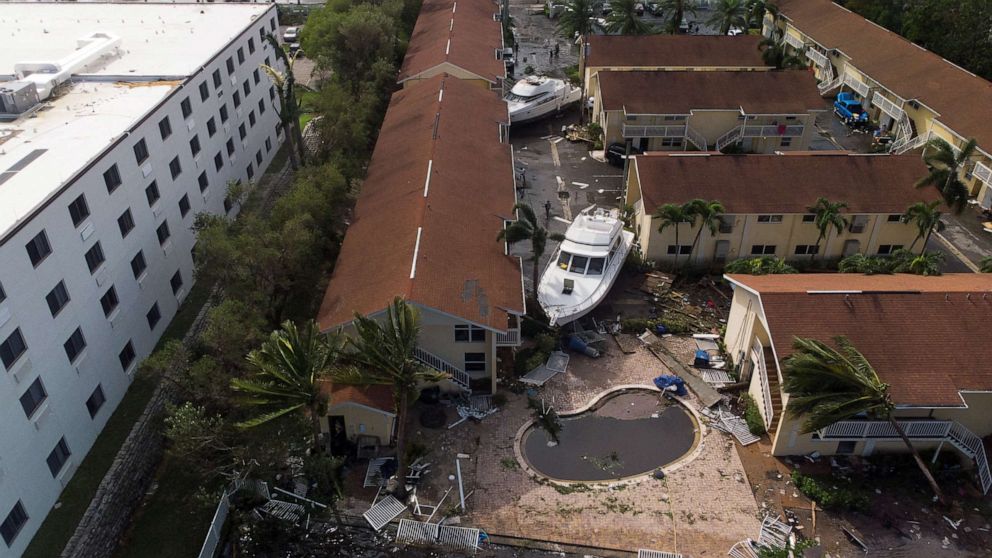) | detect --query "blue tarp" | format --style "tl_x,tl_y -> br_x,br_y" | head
653,375 -> 688,396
